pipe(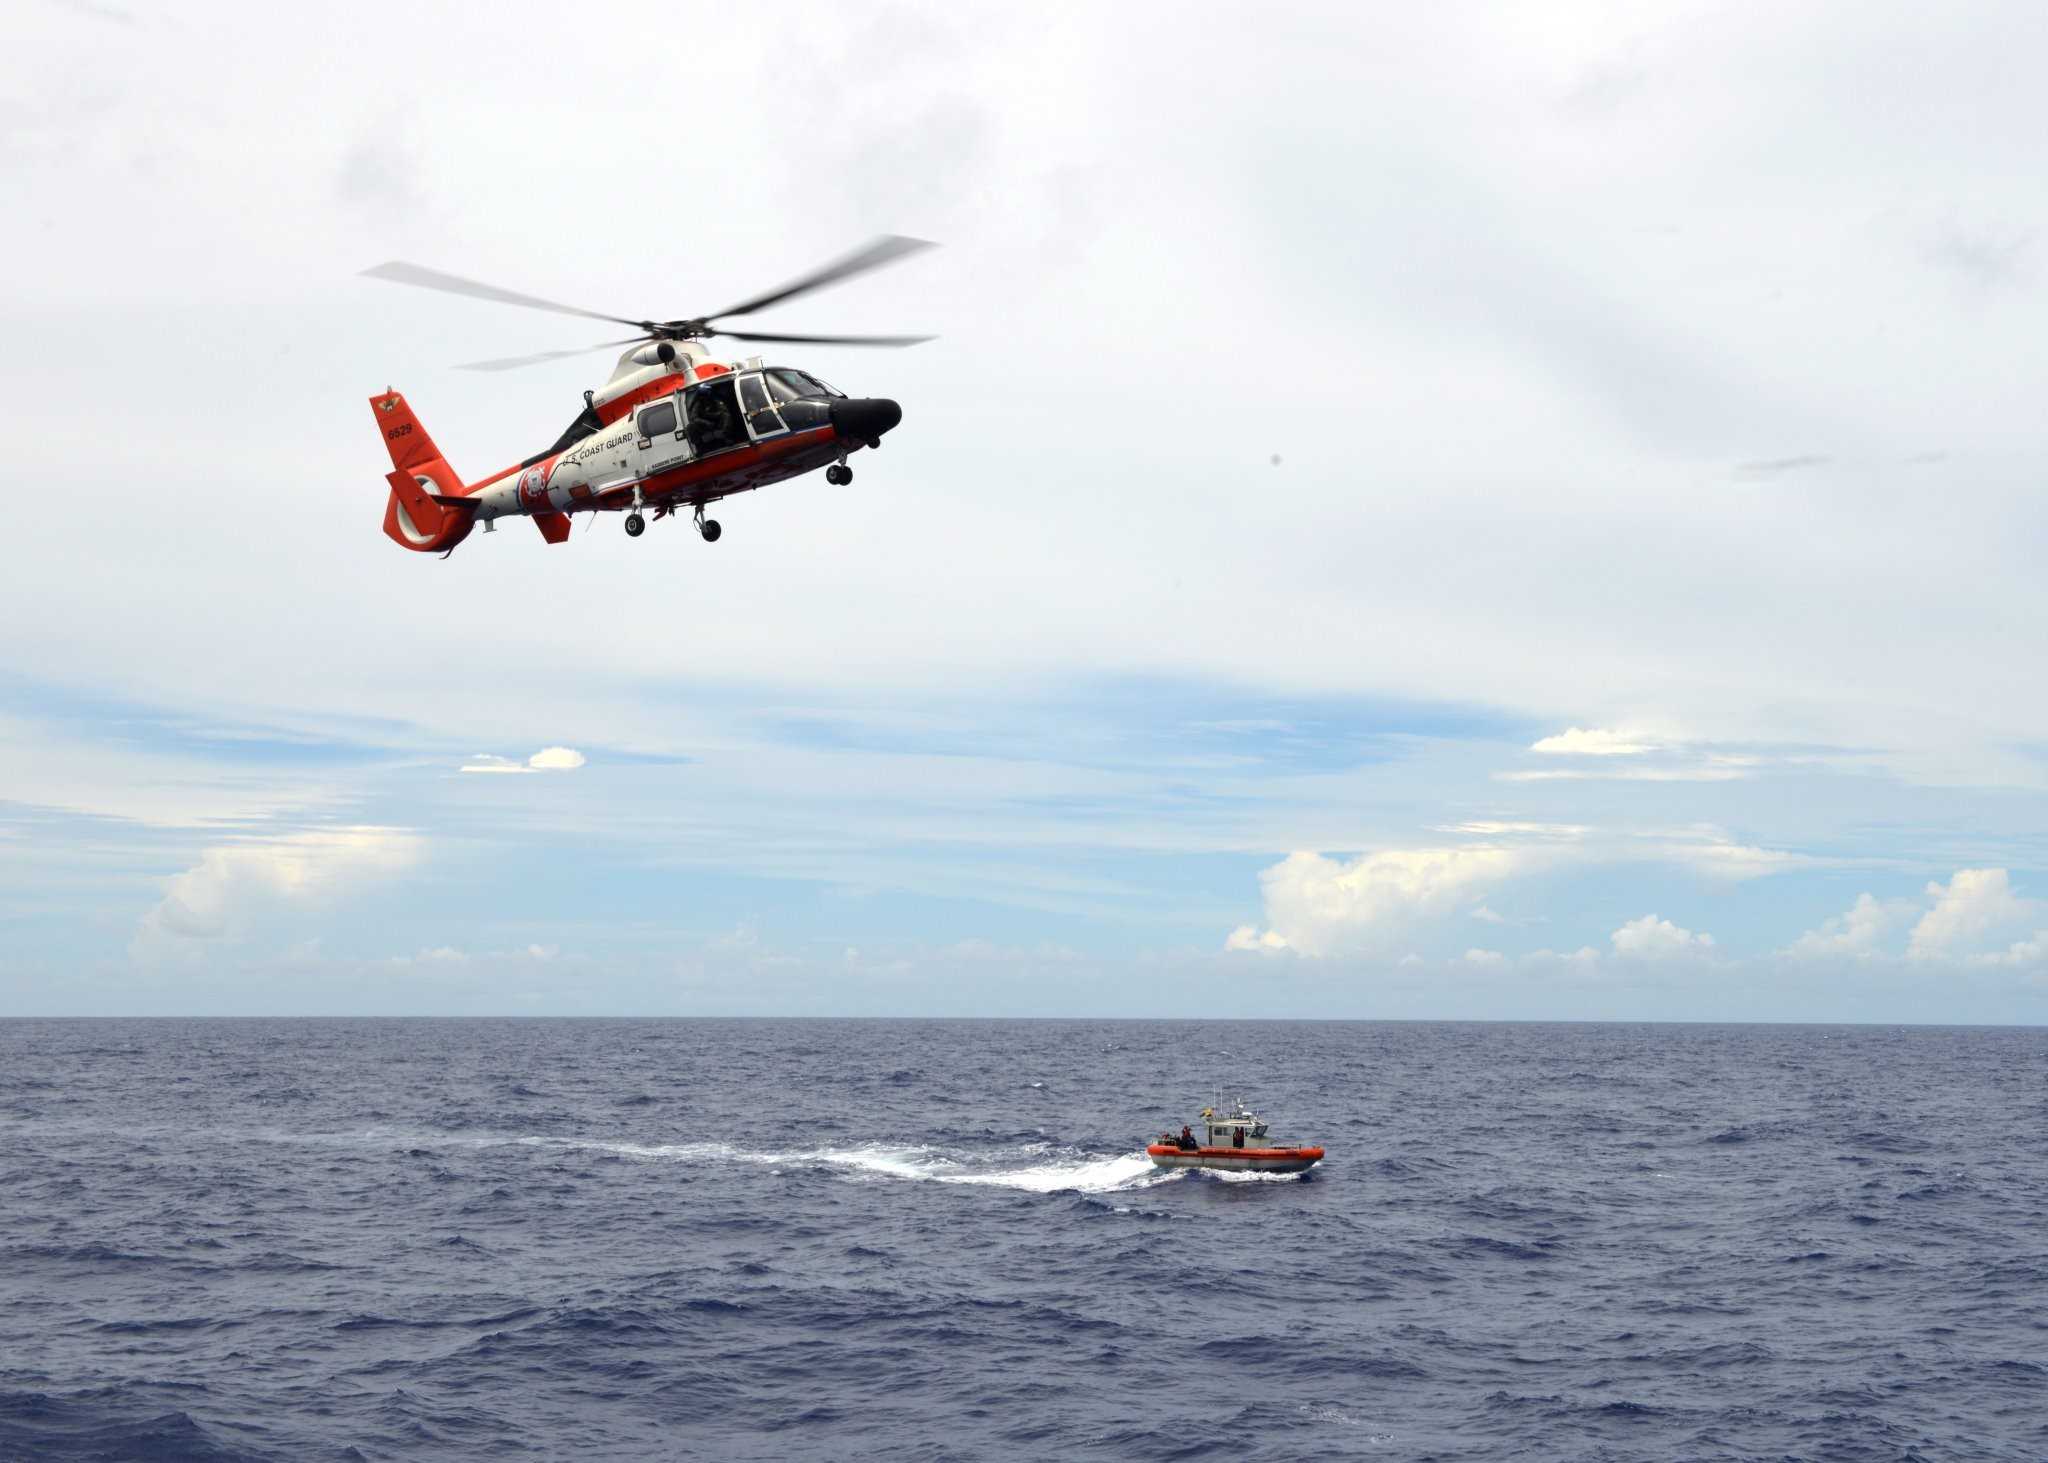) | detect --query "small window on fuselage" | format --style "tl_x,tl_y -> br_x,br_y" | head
638,400 -> 677,438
